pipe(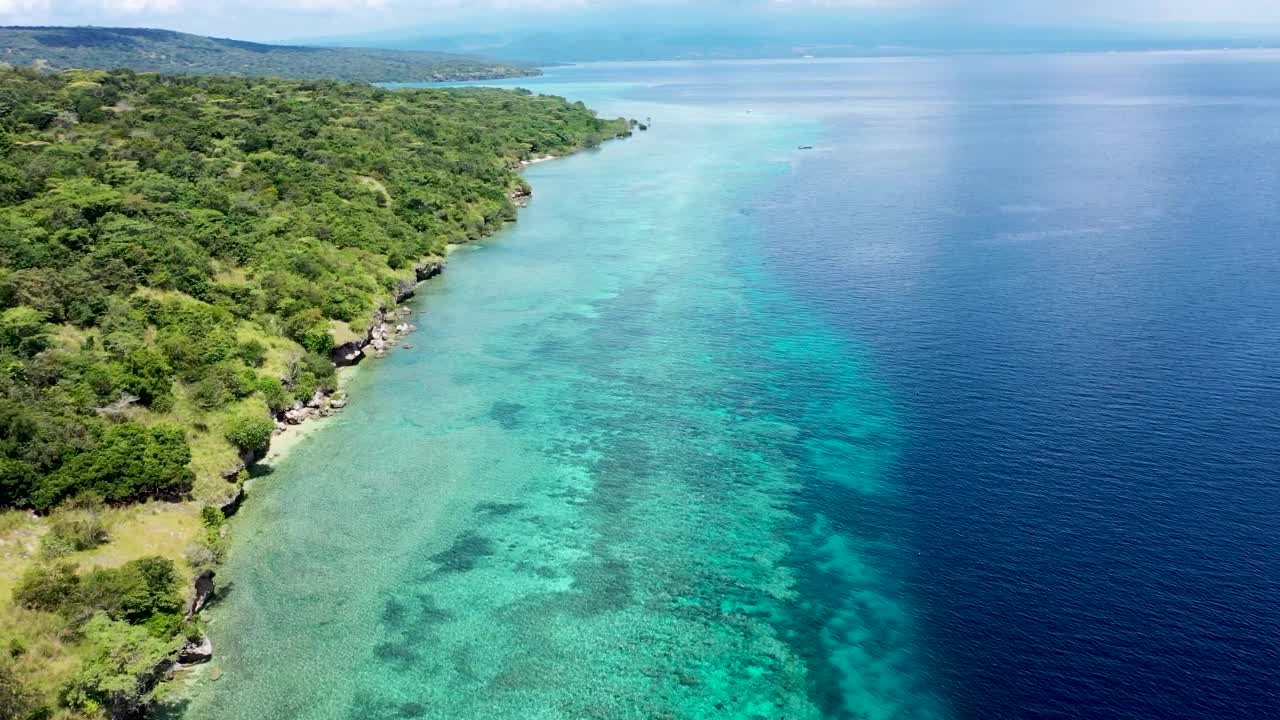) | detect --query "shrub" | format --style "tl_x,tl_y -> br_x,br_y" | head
256,375 -> 292,413
118,347 -> 173,408
13,563 -> 80,614
0,659 -> 39,720
238,339 -> 268,367
0,306 -> 50,359
199,505 -> 223,530
225,414 -> 274,453
40,493 -> 109,558
29,556 -> 183,624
